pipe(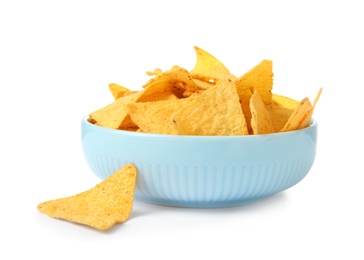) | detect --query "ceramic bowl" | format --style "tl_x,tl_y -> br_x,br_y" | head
81,116 -> 318,208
